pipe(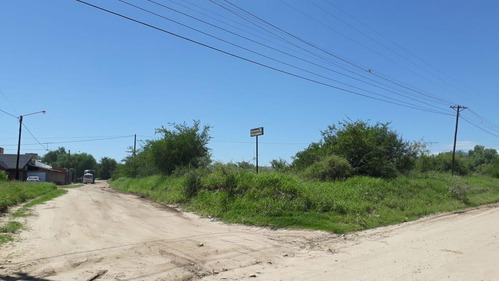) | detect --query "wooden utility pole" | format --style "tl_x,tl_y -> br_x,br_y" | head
450,105 -> 467,175
133,134 -> 137,156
